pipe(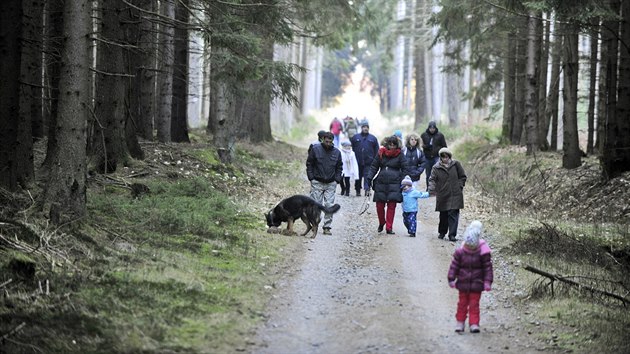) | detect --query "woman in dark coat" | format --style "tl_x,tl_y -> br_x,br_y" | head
365,136 -> 410,234
428,147 -> 467,241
